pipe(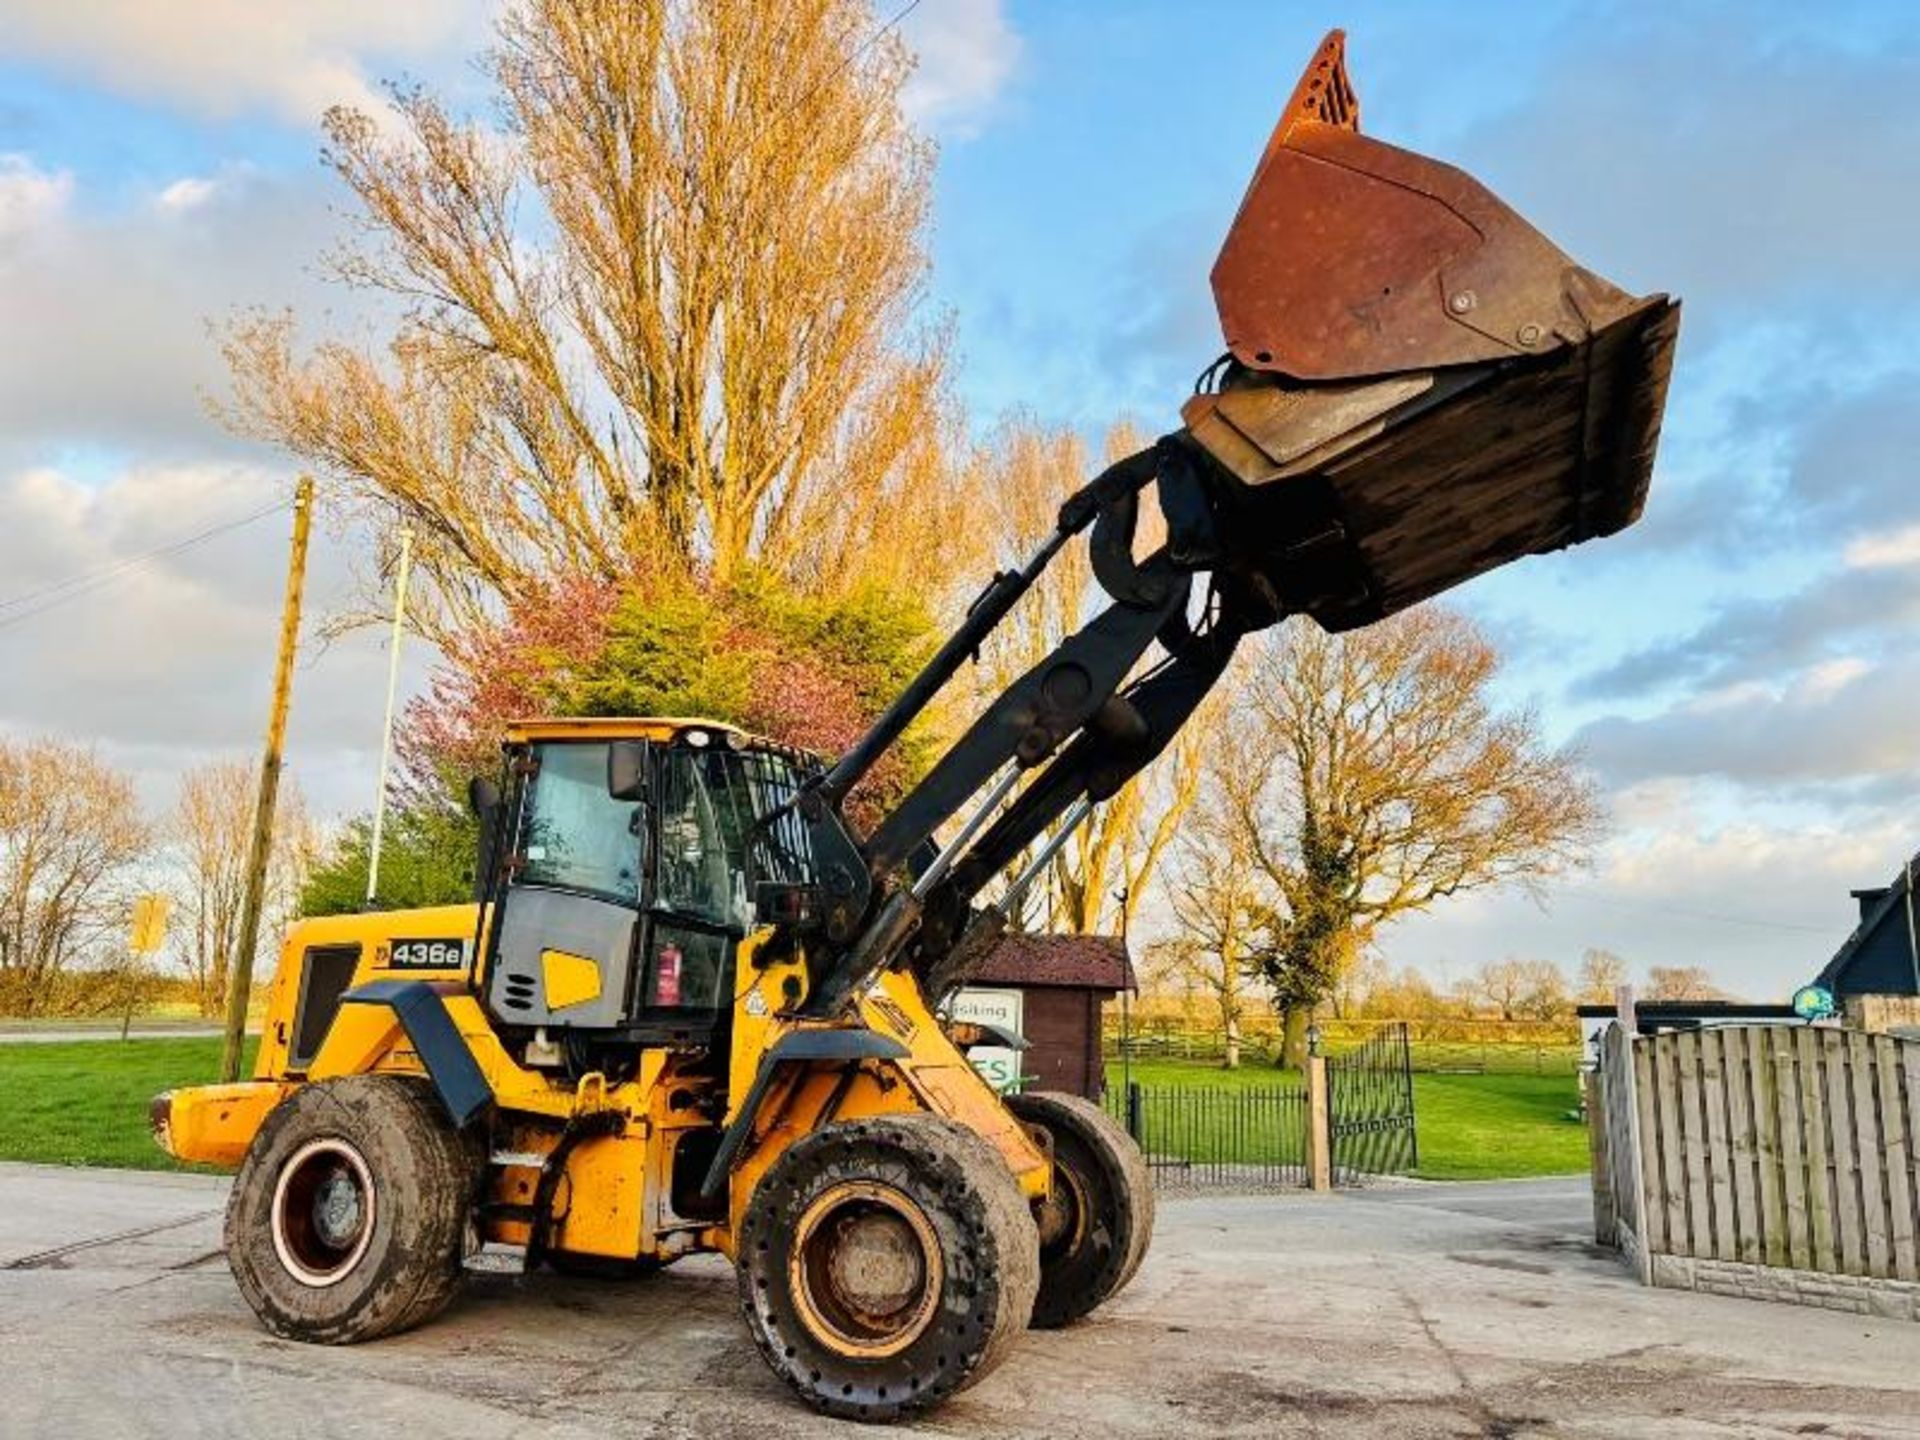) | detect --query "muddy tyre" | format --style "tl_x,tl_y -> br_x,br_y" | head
736,1114 -> 1040,1422
225,1076 -> 477,1344
1006,1091 -> 1153,1328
